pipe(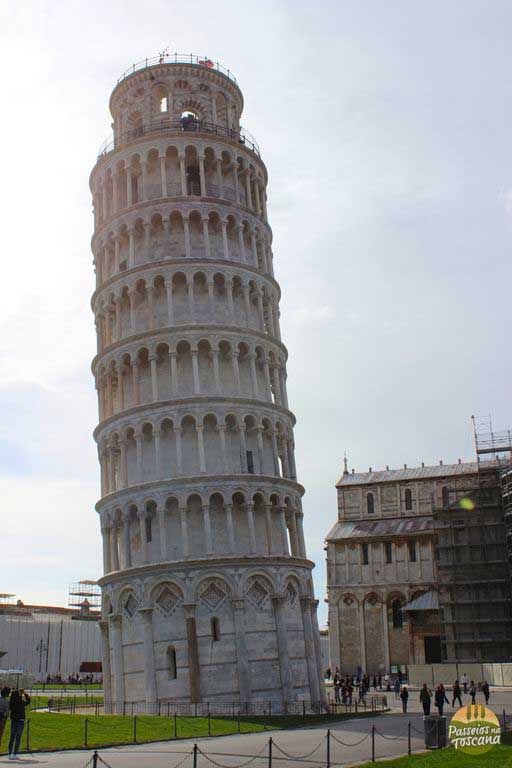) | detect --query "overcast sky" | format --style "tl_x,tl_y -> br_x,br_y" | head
1,1 -> 511,625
